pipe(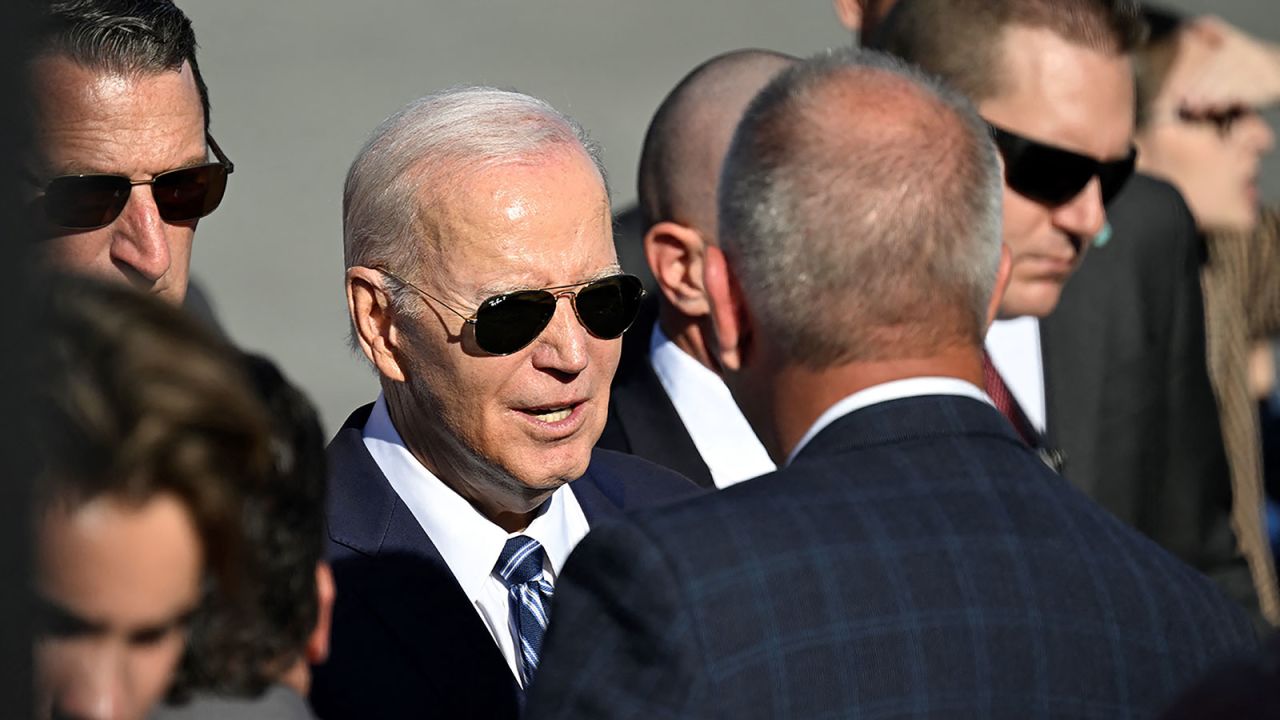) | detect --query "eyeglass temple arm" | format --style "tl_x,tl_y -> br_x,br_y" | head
206,133 -> 235,174
370,266 -> 477,324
